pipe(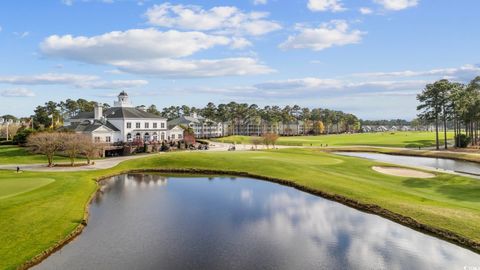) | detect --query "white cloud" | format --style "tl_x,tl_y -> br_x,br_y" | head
279,20 -> 365,51
114,57 -> 274,78
144,3 -> 281,36
307,0 -> 346,12
359,7 -> 373,14
61,0 -> 115,5
374,0 -> 419,11
41,28 -> 273,77
41,28 -> 231,64
0,26 -> 3,32
0,73 -> 148,89
1,88 -> 35,97
253,0 -> 267,5
0,73 -> 98,85
14,31 -> 29,38
351,64 -> 480,81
